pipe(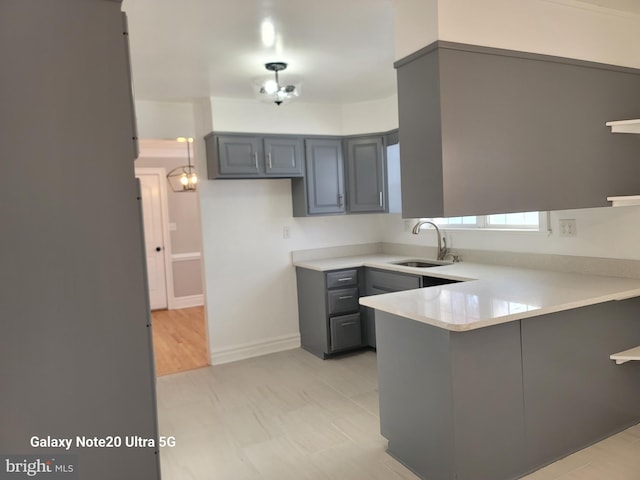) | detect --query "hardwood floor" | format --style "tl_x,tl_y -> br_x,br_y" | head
155,348 -> 640,480
151,307 -> 208,376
